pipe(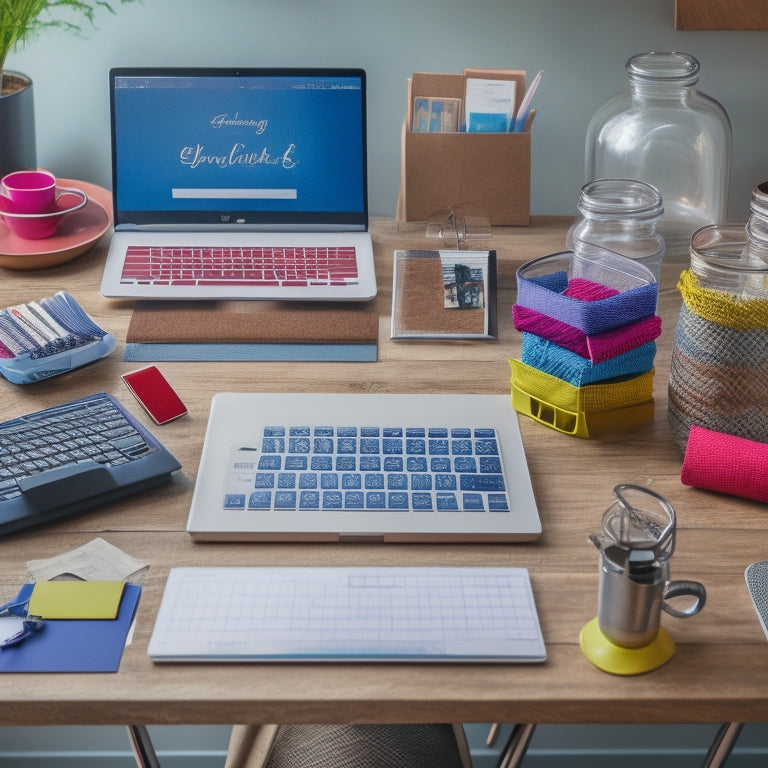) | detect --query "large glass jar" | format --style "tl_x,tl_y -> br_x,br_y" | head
586,52 -> 731,261
668,182 -> 768,452
565,178 -> 665,281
